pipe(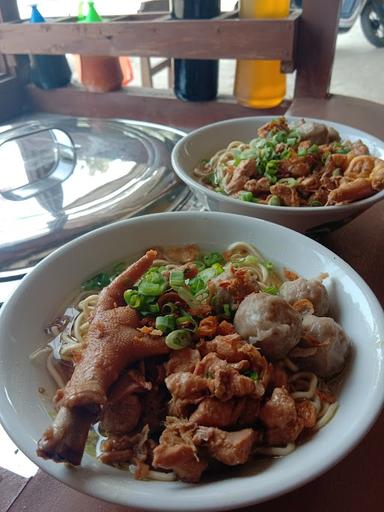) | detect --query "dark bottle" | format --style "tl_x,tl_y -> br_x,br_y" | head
29,5 -> 71,90
171,0 -> 220,102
